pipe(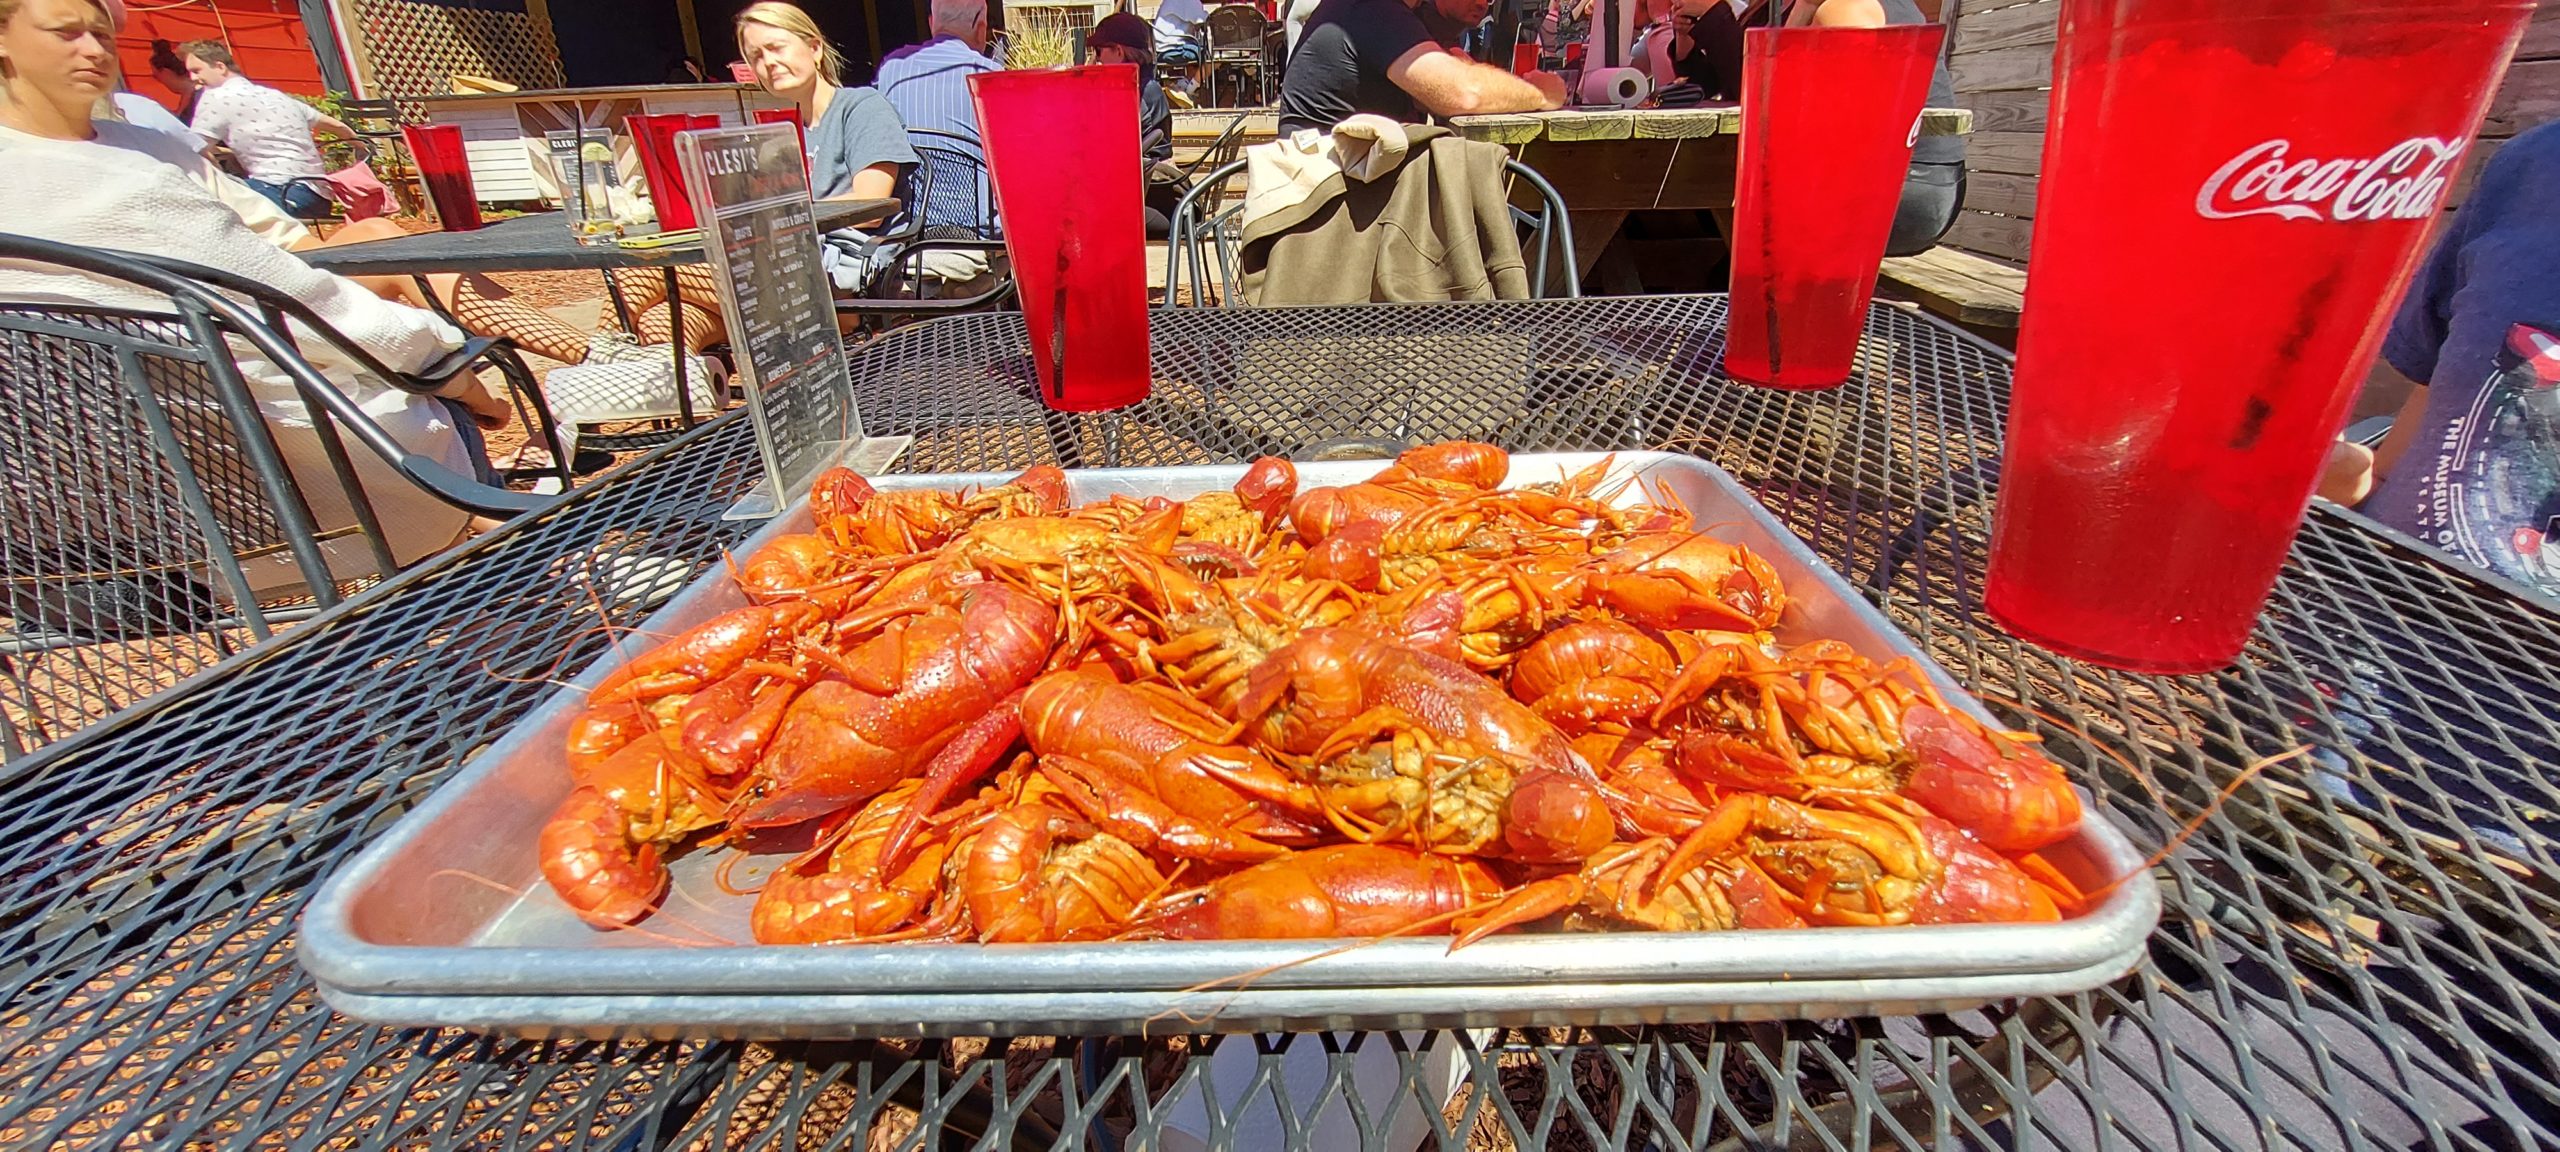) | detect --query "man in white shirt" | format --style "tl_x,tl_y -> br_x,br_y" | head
179,39 -> 352,217
1152,0 -> 1208,94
